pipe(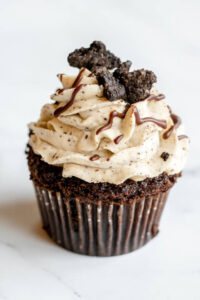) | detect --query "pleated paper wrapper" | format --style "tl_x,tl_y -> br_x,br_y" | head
34,183 -> 169,256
